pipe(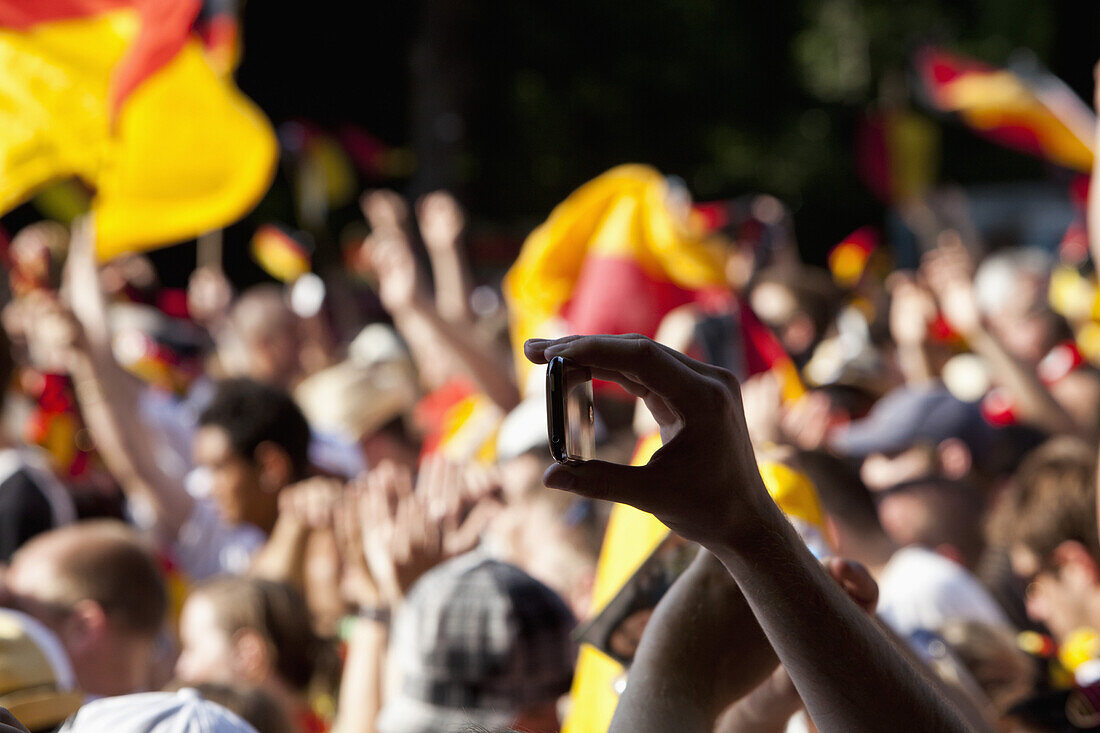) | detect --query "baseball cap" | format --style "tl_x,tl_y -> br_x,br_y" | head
830,384 -> 993,459
377,553 -> 576,733
0,608 -> 83,731
58,688 -> 257,733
